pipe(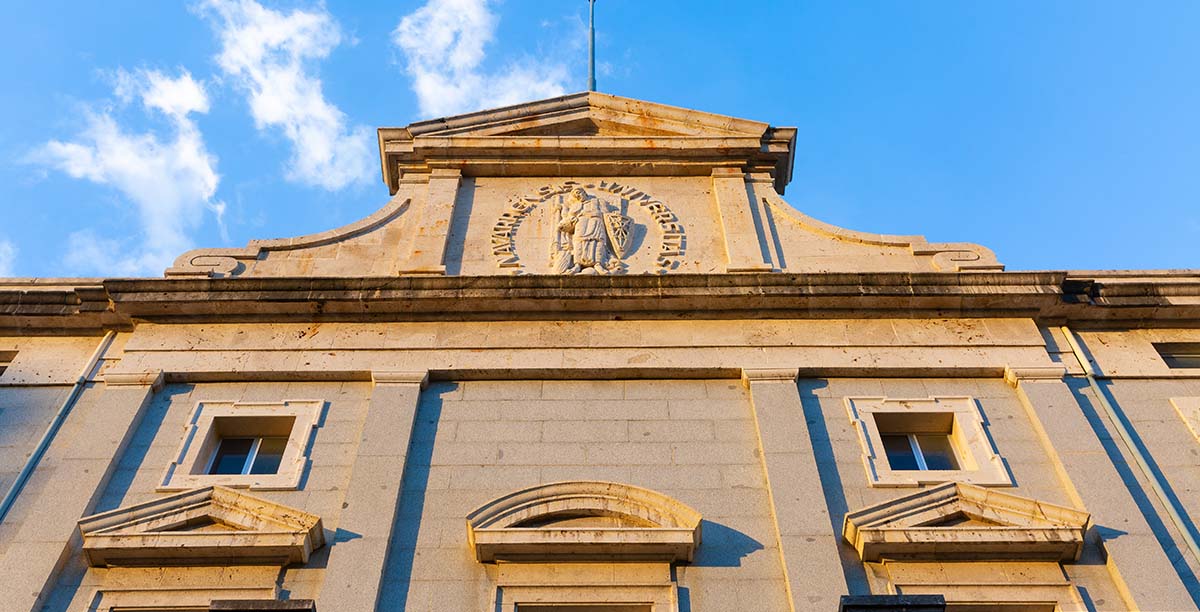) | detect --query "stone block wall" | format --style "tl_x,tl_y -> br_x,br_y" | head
377,379 -> 790,612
